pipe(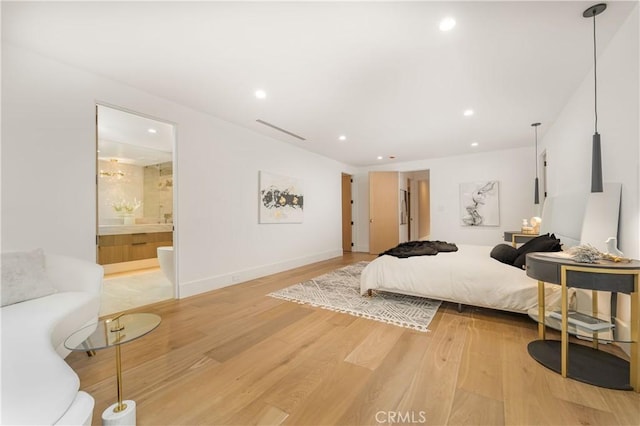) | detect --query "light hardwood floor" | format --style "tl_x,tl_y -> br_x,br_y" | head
66,253 -> 640,425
